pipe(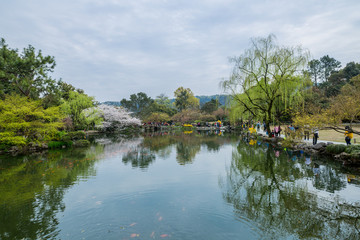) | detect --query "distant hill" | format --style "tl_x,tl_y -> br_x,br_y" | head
195,94 -> 229,107
102,101 -> 122,106
102,94 -> 230,107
